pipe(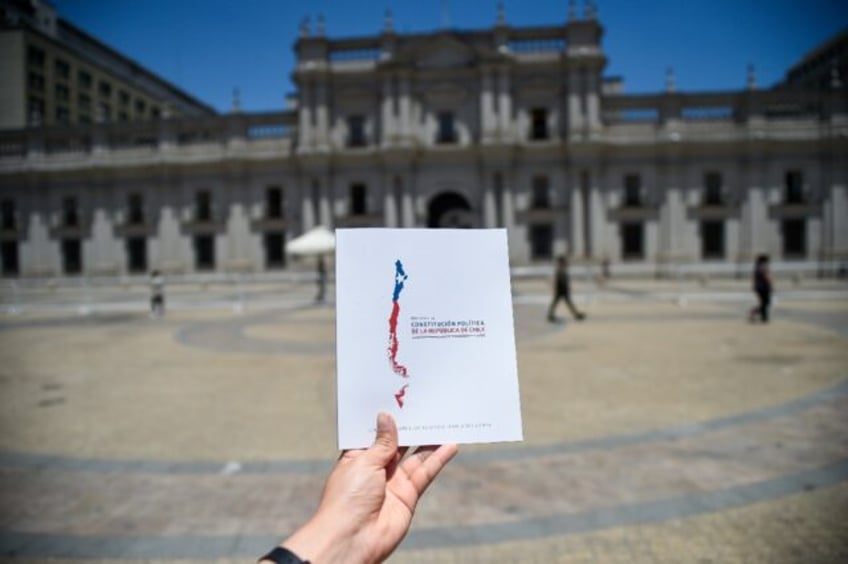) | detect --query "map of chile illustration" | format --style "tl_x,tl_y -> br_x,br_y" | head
388,259 -> 410,407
